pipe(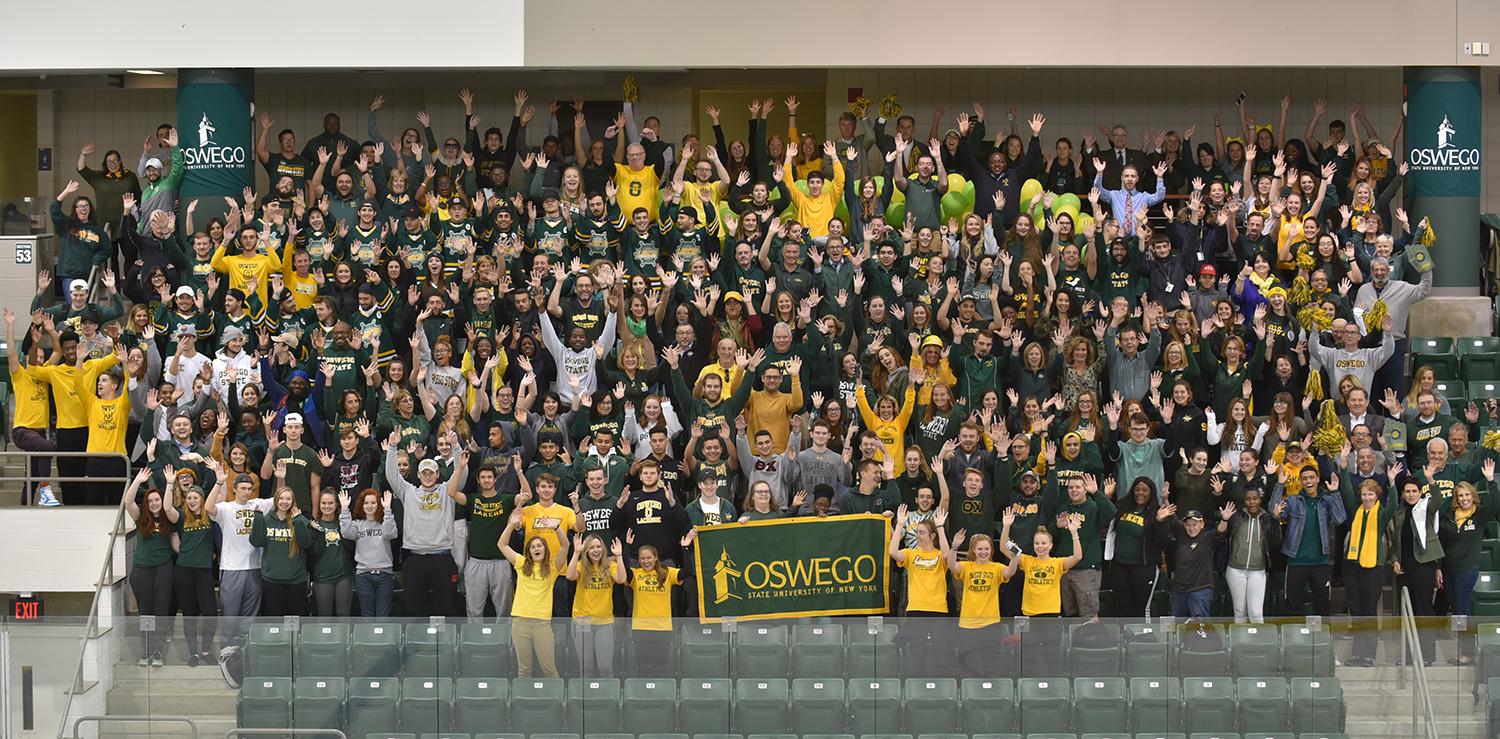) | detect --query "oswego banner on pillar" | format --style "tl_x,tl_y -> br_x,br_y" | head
693,514 -> 891,622
177,68 -> 253,200
1405,75 -> 1481,198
